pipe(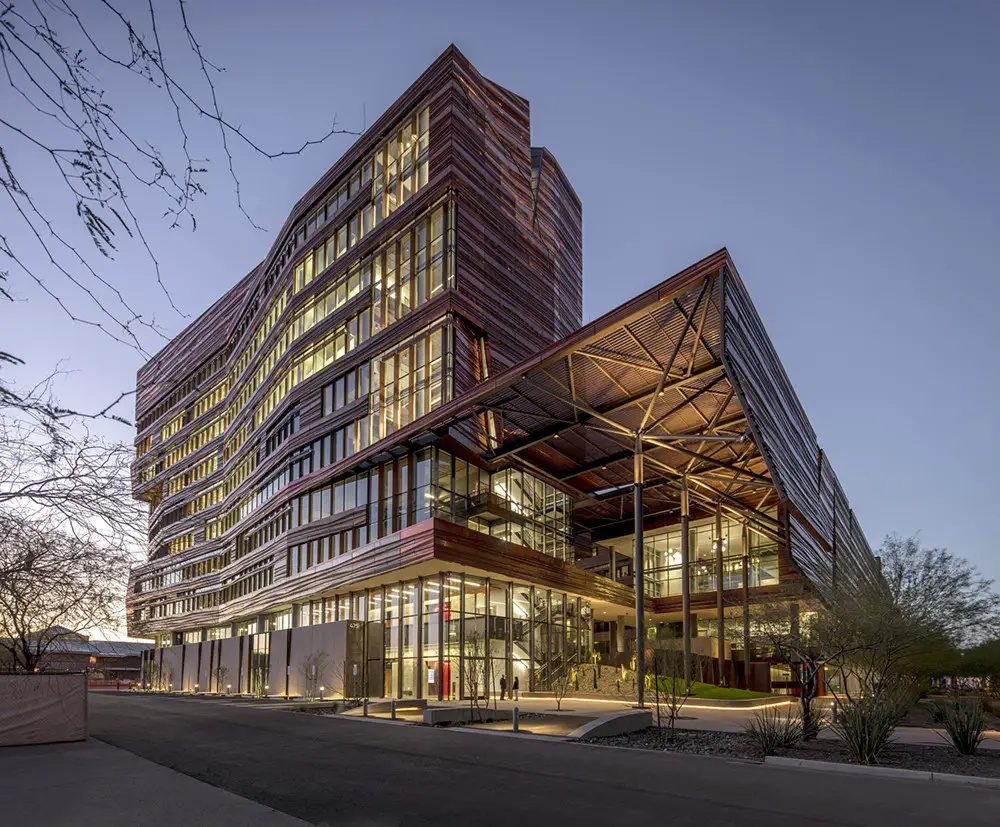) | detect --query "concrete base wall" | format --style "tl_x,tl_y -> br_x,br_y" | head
146,620 -> 370,698
423,706 -> 512,725
288,622 -> 346,698
567,710 -> 651,739
268,630 -> 289,696
198,642 -> 213,691
181,643 -> 199,691
0,674 -> 87,746
218,638 -> 240,693
160,646 -> 183,690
